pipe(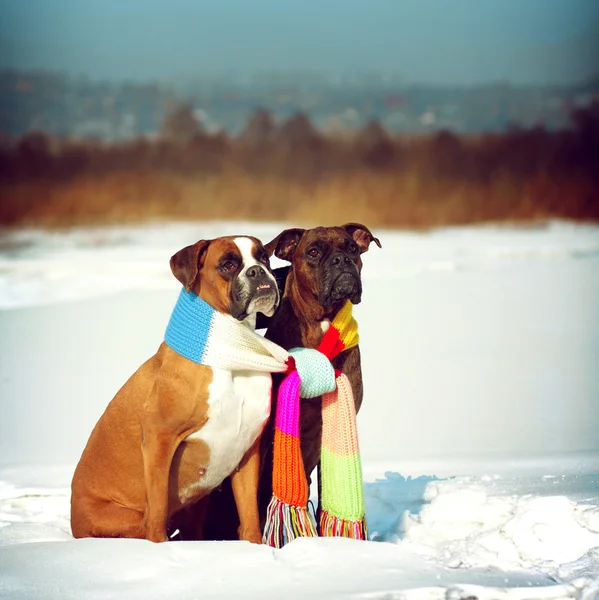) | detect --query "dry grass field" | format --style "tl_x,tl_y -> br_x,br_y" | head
1,105 -> 598,229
